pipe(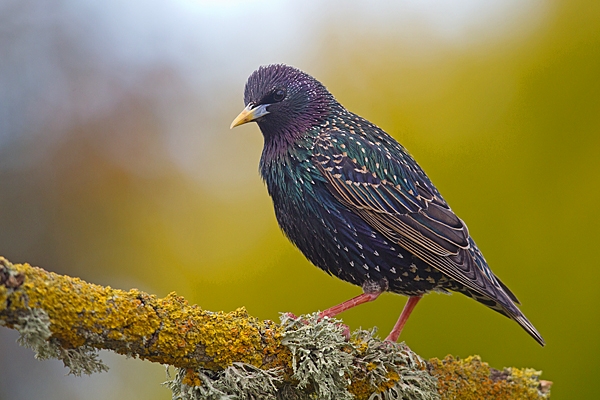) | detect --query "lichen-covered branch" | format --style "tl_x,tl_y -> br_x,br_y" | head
0,257 -> 551,399
0,256 -> 286,374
